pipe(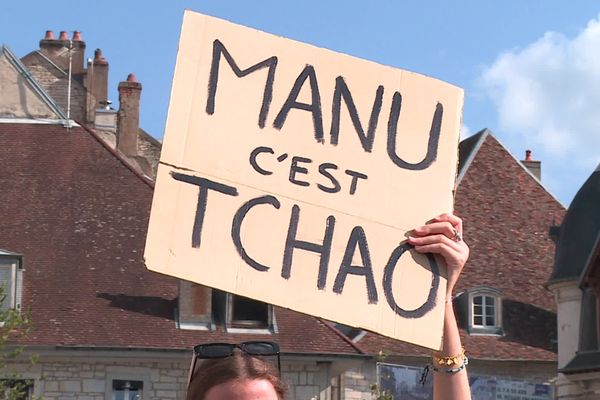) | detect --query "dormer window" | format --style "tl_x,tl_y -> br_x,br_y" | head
466,287 -> 503,335
0,250 -> 24,312
226,294 -> 274,333
177,281 -> 275,333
